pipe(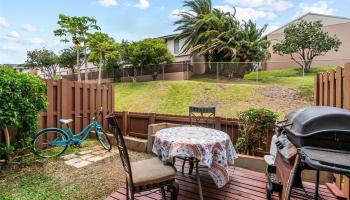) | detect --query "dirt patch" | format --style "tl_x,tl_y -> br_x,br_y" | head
249,86 -> 312,118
